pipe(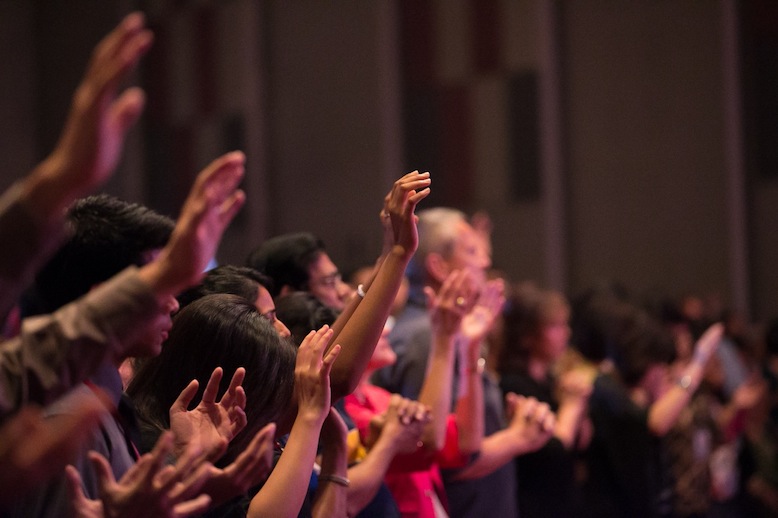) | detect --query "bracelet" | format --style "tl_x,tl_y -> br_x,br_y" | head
319,474 -> 350,487
356,284 -> 366,298
676,374 -> 693,393
469,357 -> 486,375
